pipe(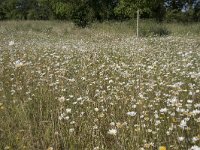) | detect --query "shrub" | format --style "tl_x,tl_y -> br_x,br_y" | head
140,22 -> 170,37
52,2 -> 72,20
71,4 -> 94,28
